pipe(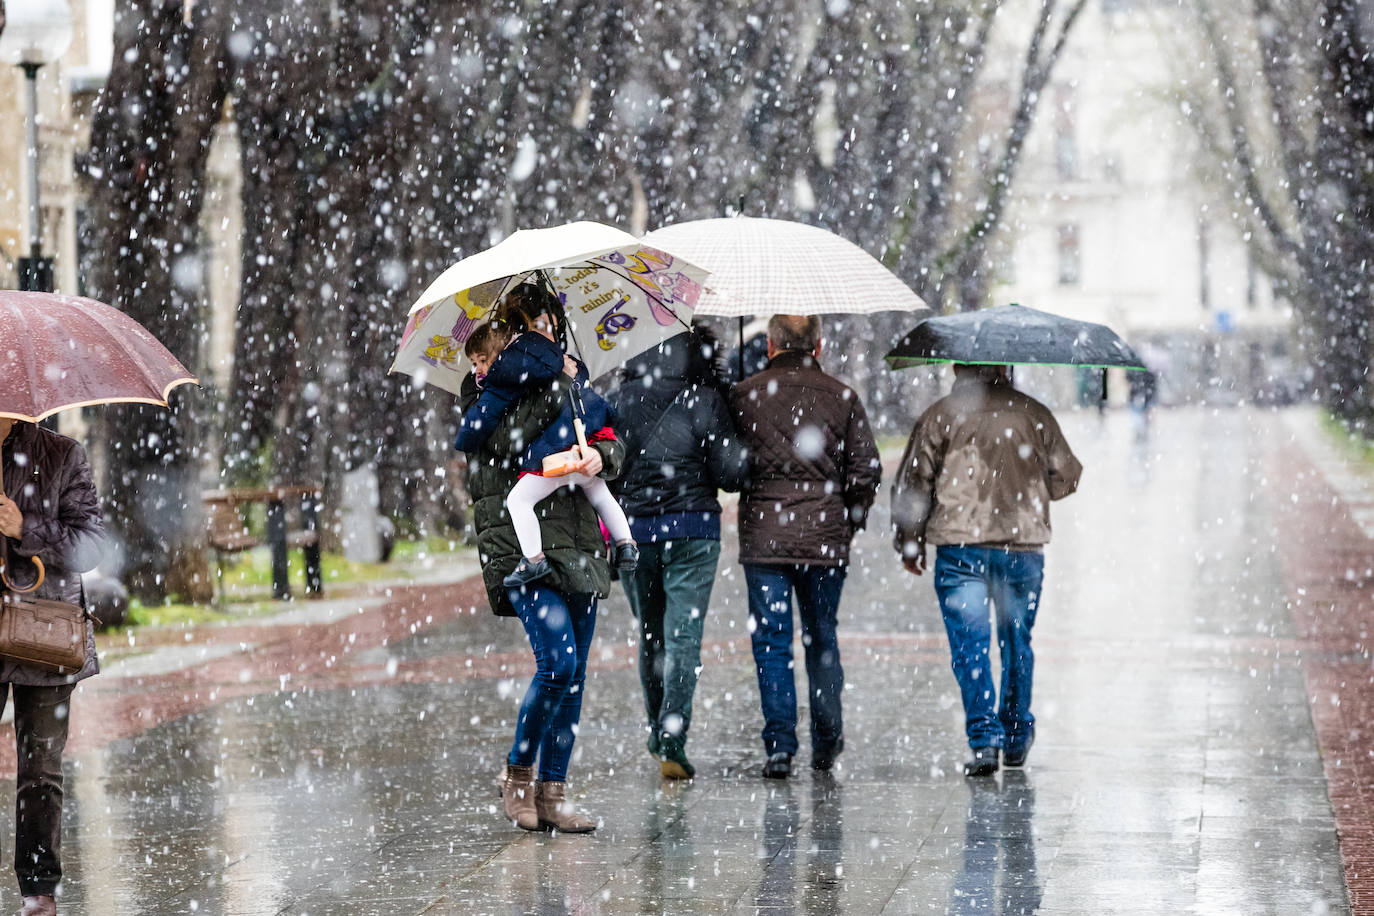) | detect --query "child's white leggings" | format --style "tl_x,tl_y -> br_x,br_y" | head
507,472 -> 633,559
